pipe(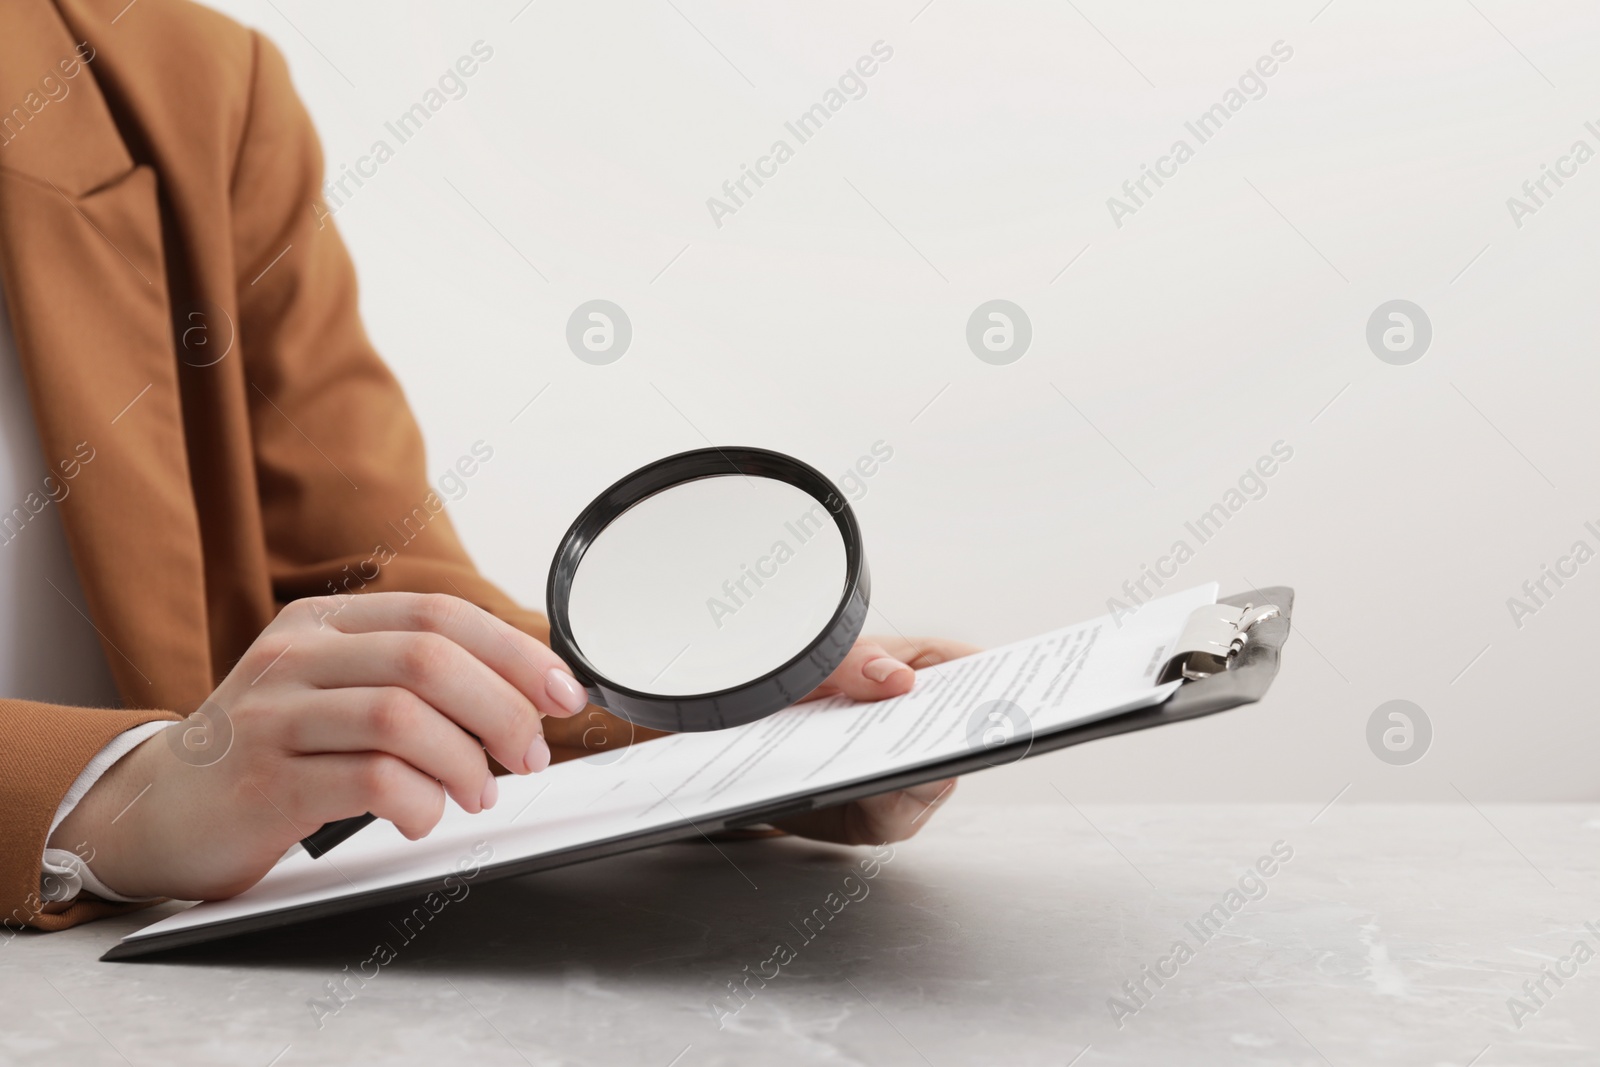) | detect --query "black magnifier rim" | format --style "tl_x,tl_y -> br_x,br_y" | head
546,446 -> 870,733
